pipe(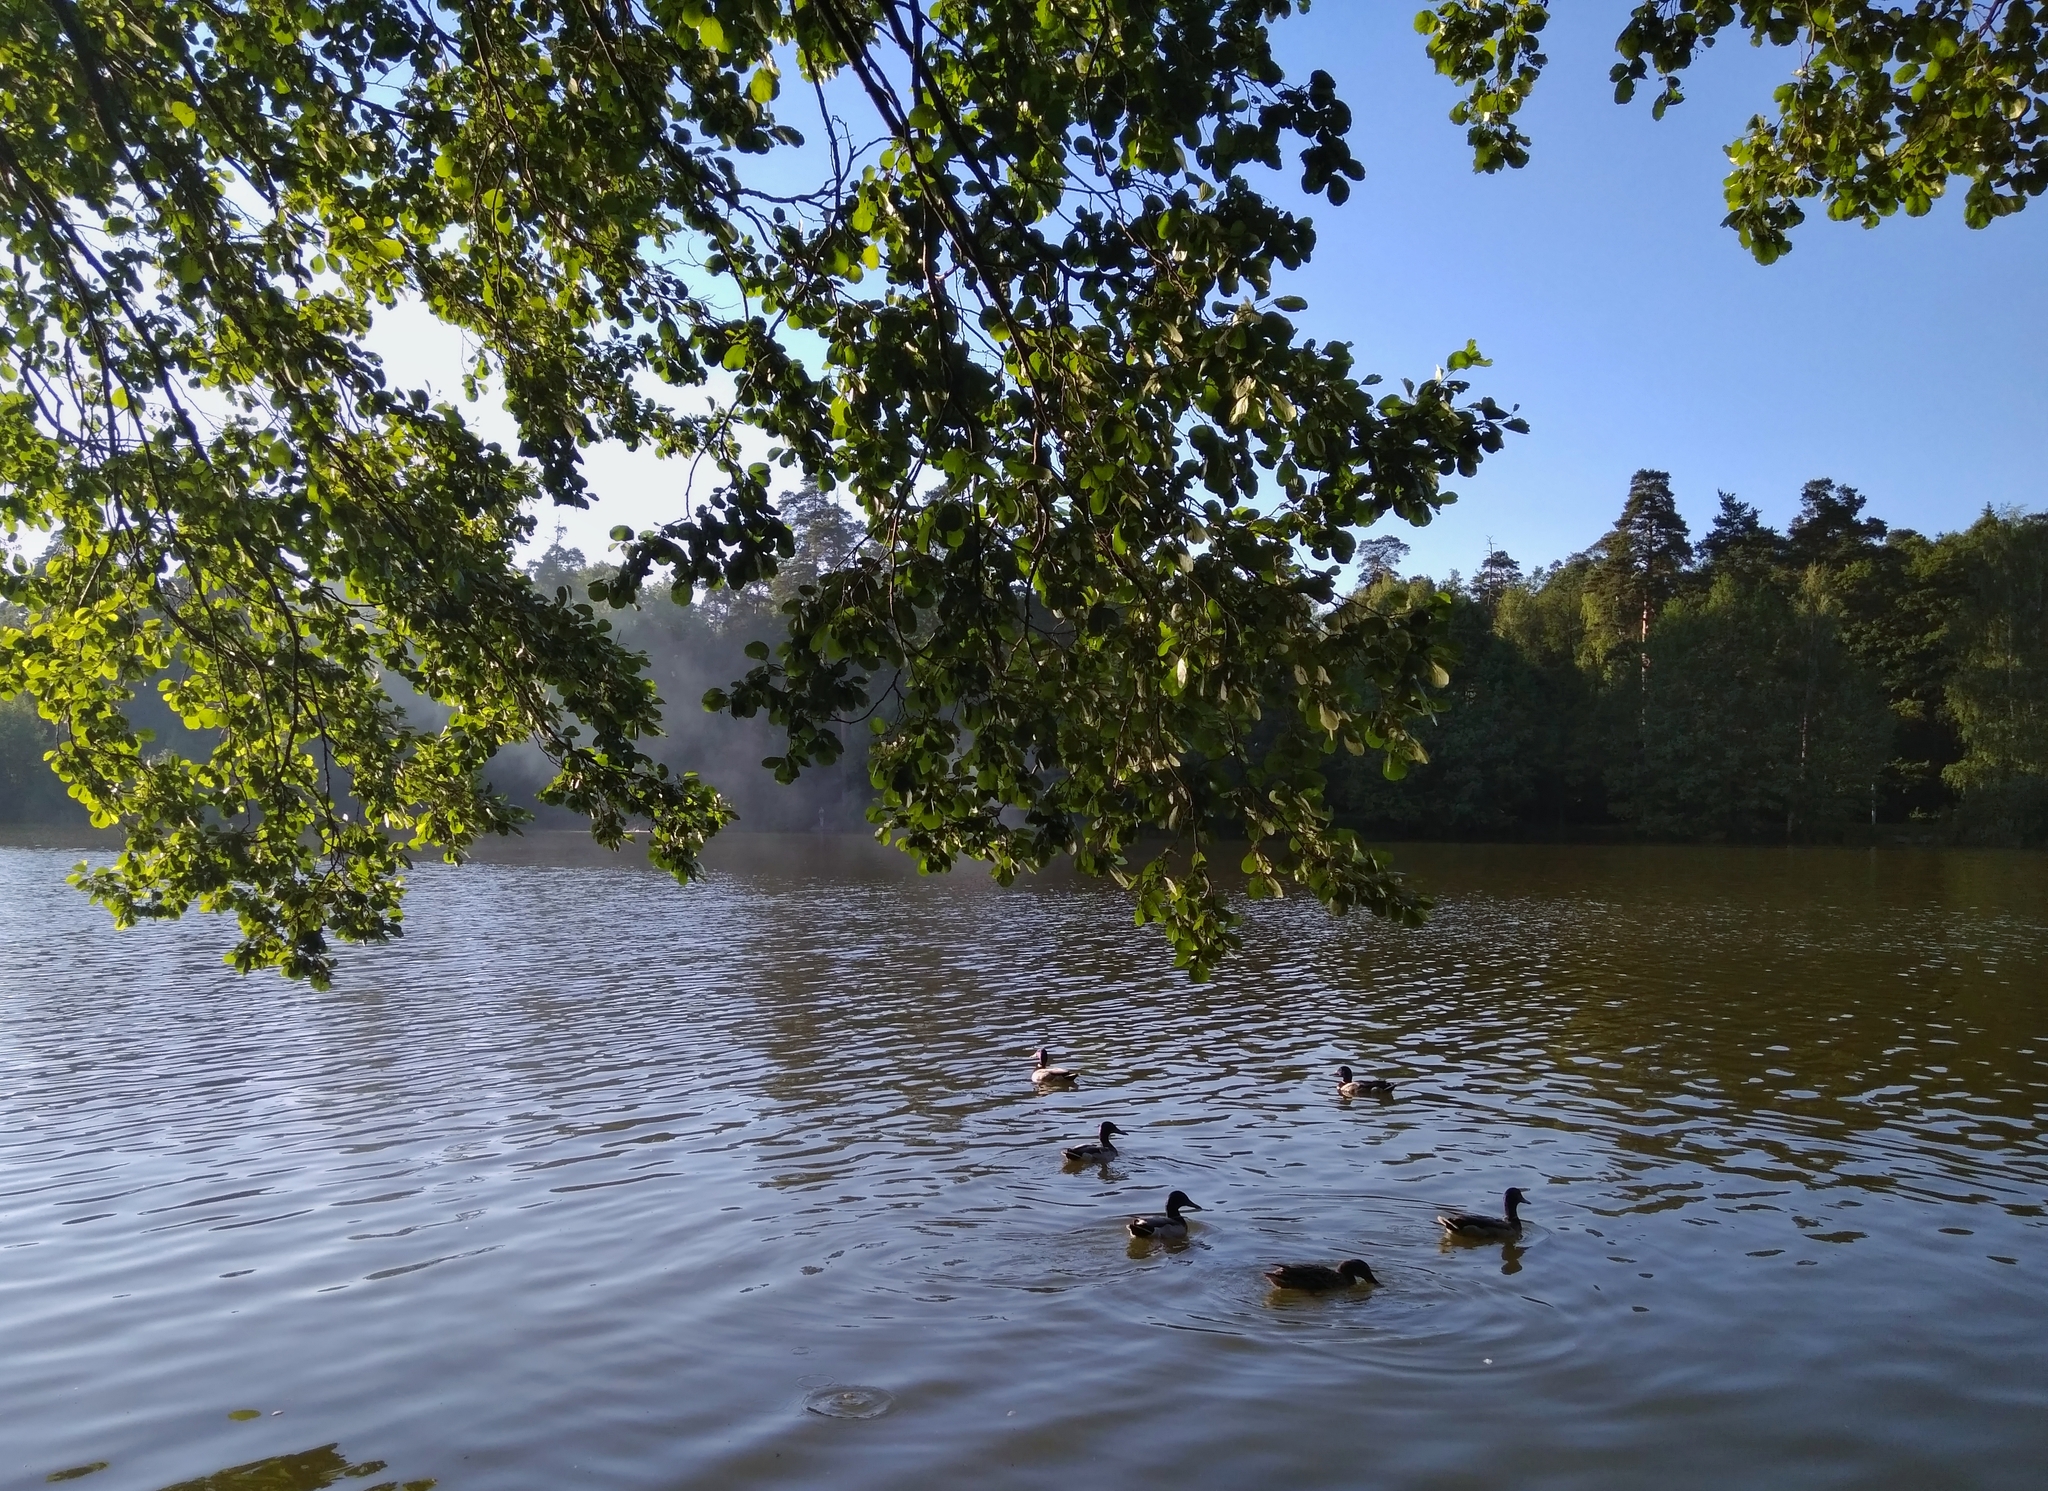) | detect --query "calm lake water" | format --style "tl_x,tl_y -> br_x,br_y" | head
2,837 -> 2044,1490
